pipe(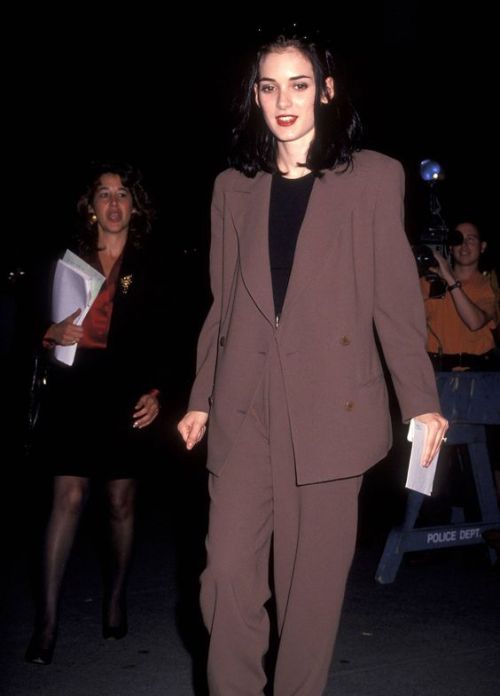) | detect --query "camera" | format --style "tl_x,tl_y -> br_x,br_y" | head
413,159 -> 463,283
414,243 -> 442,276
414,228 -> 464,277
